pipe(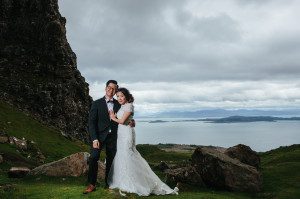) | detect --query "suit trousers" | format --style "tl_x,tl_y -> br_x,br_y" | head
87,133 -> 117,186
